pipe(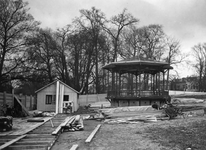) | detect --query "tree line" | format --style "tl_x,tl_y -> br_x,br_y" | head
1,0 -> 187,94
